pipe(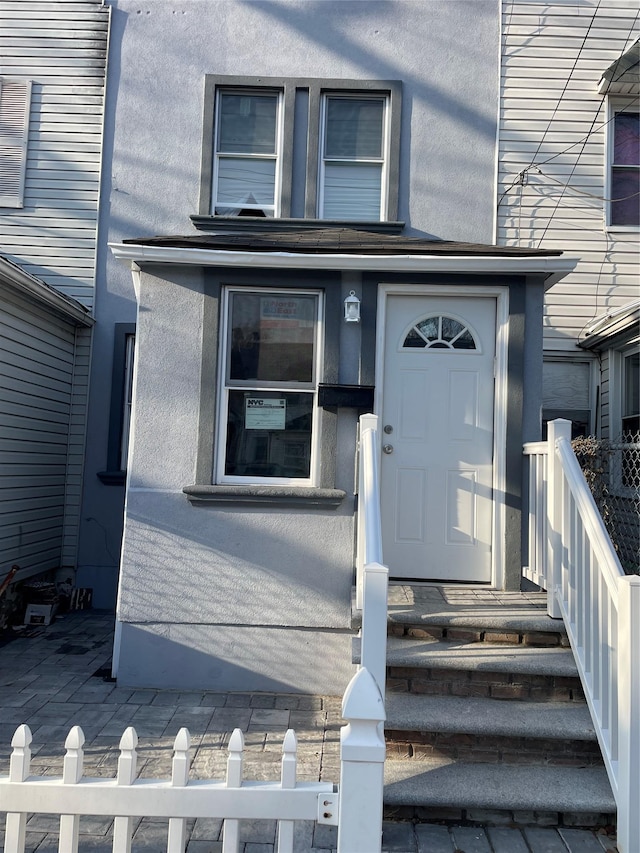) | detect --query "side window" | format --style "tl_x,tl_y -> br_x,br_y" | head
0,77 -> 32,209
213,89 -> 282,217
318,94 -> 388,221
622,349 -> 639,435
98,324 -> 136,484
608,106 -> 639,228
216,289 -> 322,484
